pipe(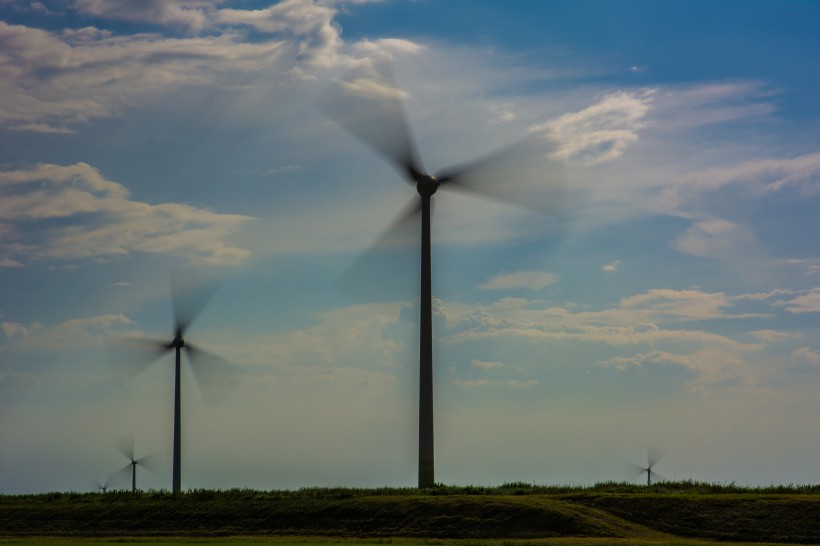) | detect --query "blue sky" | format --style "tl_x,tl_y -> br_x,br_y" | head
2,0 -> 820,493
